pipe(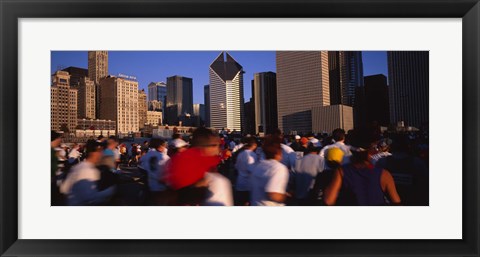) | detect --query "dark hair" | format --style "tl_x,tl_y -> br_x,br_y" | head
262,135 -> 282,160
85,140 -> 102,158
244,136 -> 257,148
108,135 -> 117,141
149,138 -> 166,150
176,185 -> 208,206
306,144 -> 321,154
172,133 -> 181,140
191,127 -> 218,147
350,149 -> 369,165
51,130 -> 61,142
97,135 -> 105,140
332,128 -> 346,142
